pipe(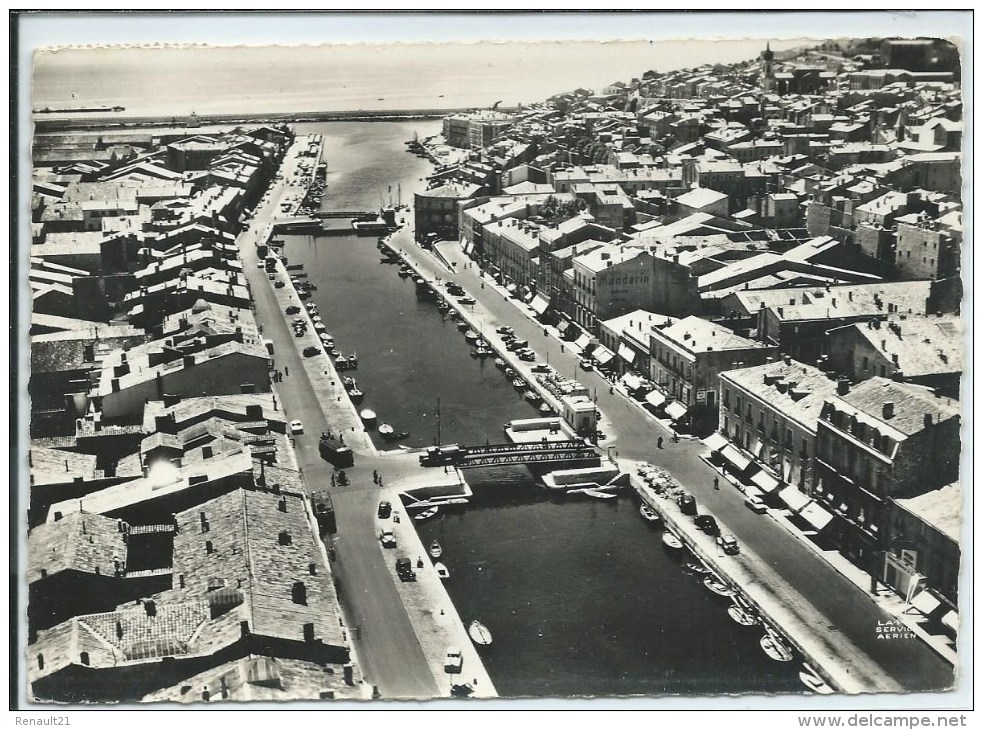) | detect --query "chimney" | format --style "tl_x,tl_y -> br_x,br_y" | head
836,378 -> 850,396
882,401 -> 895,419
923,412 -> 934,429
111,377 -> 120,393
783,354 -> 792,365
